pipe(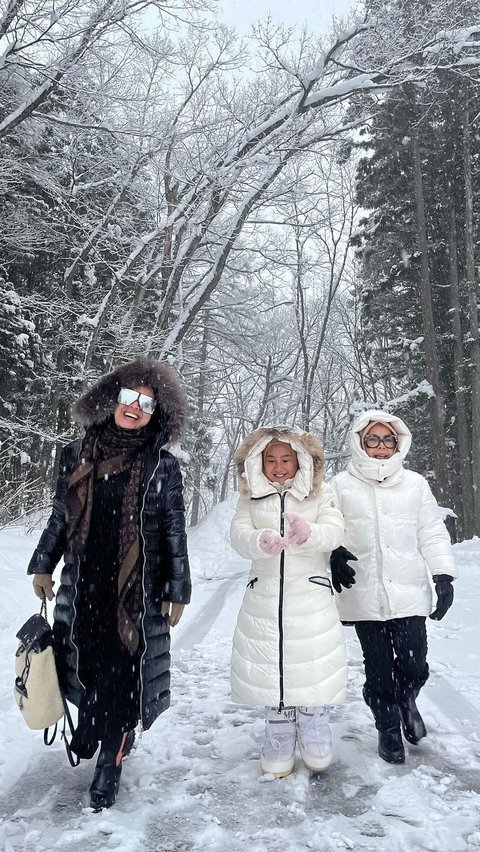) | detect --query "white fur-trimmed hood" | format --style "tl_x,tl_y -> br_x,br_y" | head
234,426 -> 324,500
